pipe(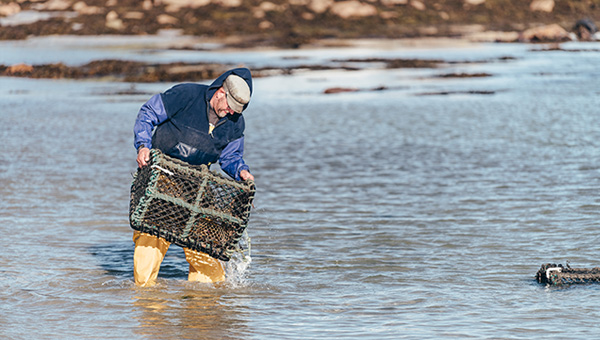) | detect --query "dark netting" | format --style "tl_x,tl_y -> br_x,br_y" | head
129,149 -> 255,261
535,263 -> 600,285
